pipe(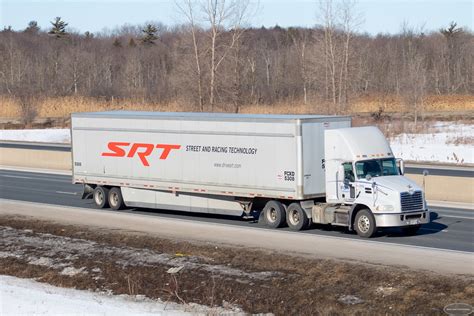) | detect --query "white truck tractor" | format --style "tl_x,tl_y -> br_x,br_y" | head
71,112 -> 430,238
